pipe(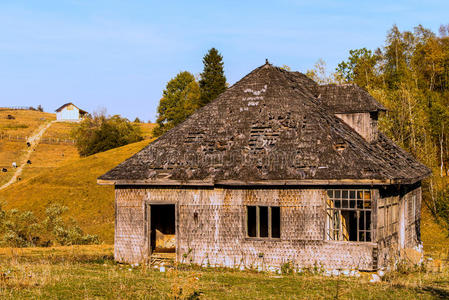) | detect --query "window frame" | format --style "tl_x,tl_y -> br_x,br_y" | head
325,189 -> 373,243
246,205 -> 281,239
